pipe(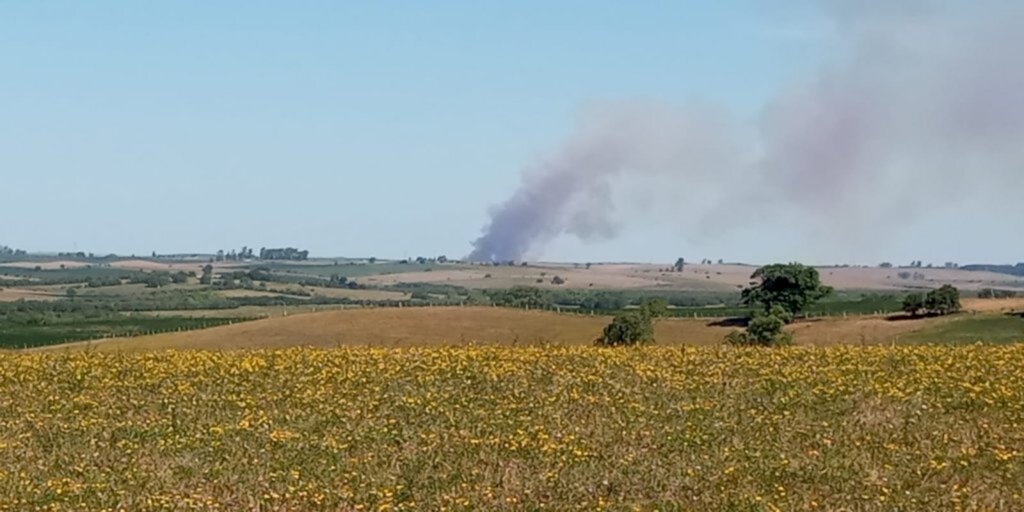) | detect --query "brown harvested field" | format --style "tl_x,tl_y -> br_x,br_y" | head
354,262 -> 1024,292
0,260 -> 90,270
961,297 -> 1024,313
215,286 -> 409,301
46,306 -> 946,352
0,288 -> 59,301
360,264 -> 740,291
109,259 -> 249,273
215,289 -> 291,298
